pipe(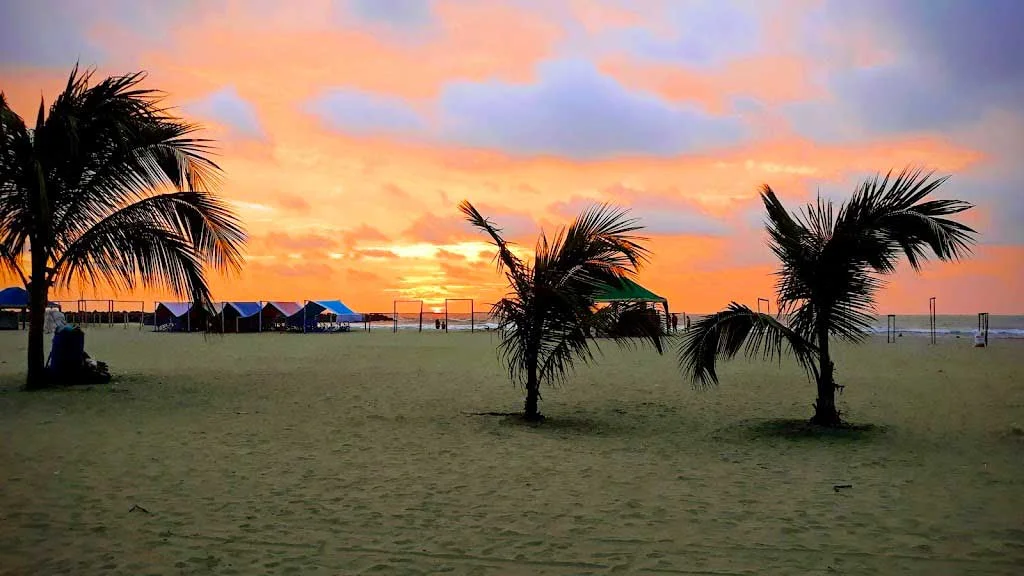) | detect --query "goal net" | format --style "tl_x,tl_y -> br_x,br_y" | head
392,300 -> 424,332
443,299 -> 475,332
